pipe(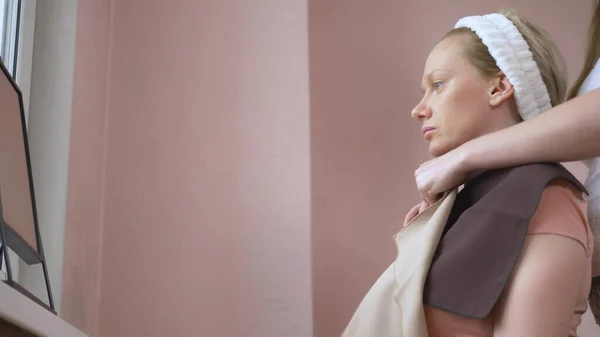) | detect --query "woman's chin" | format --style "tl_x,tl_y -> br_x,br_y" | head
428,142 -> 452,158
